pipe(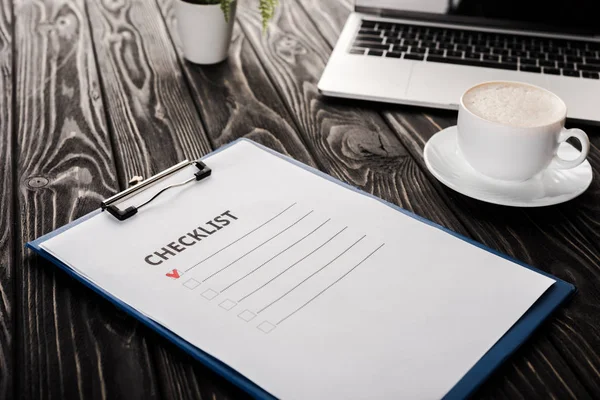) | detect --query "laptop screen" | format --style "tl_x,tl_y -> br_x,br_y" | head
355,0 -> 600,35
